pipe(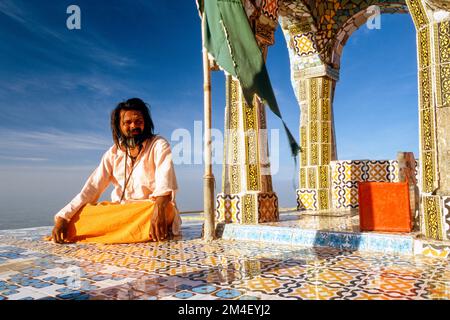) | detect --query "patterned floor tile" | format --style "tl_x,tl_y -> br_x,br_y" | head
421,280 -> 450,299
274,279 -> 349,300
1,220 -> 450,300
1,287 -> 51,300
213,288 -> 244,299
349,273 -> 429,300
